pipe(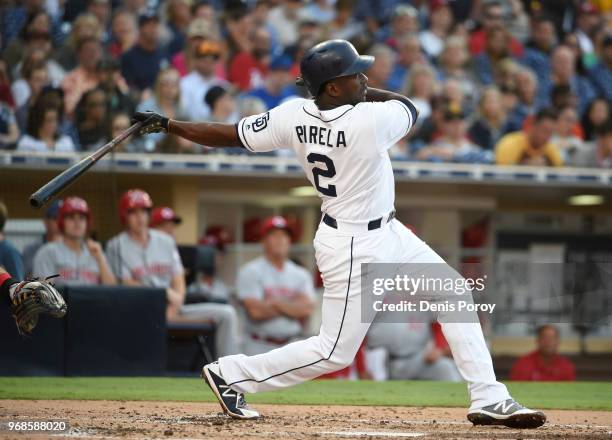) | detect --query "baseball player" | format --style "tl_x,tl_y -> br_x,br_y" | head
237,216 -> 315,356
33,197 -> 116,286
133,39 -> 546,428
